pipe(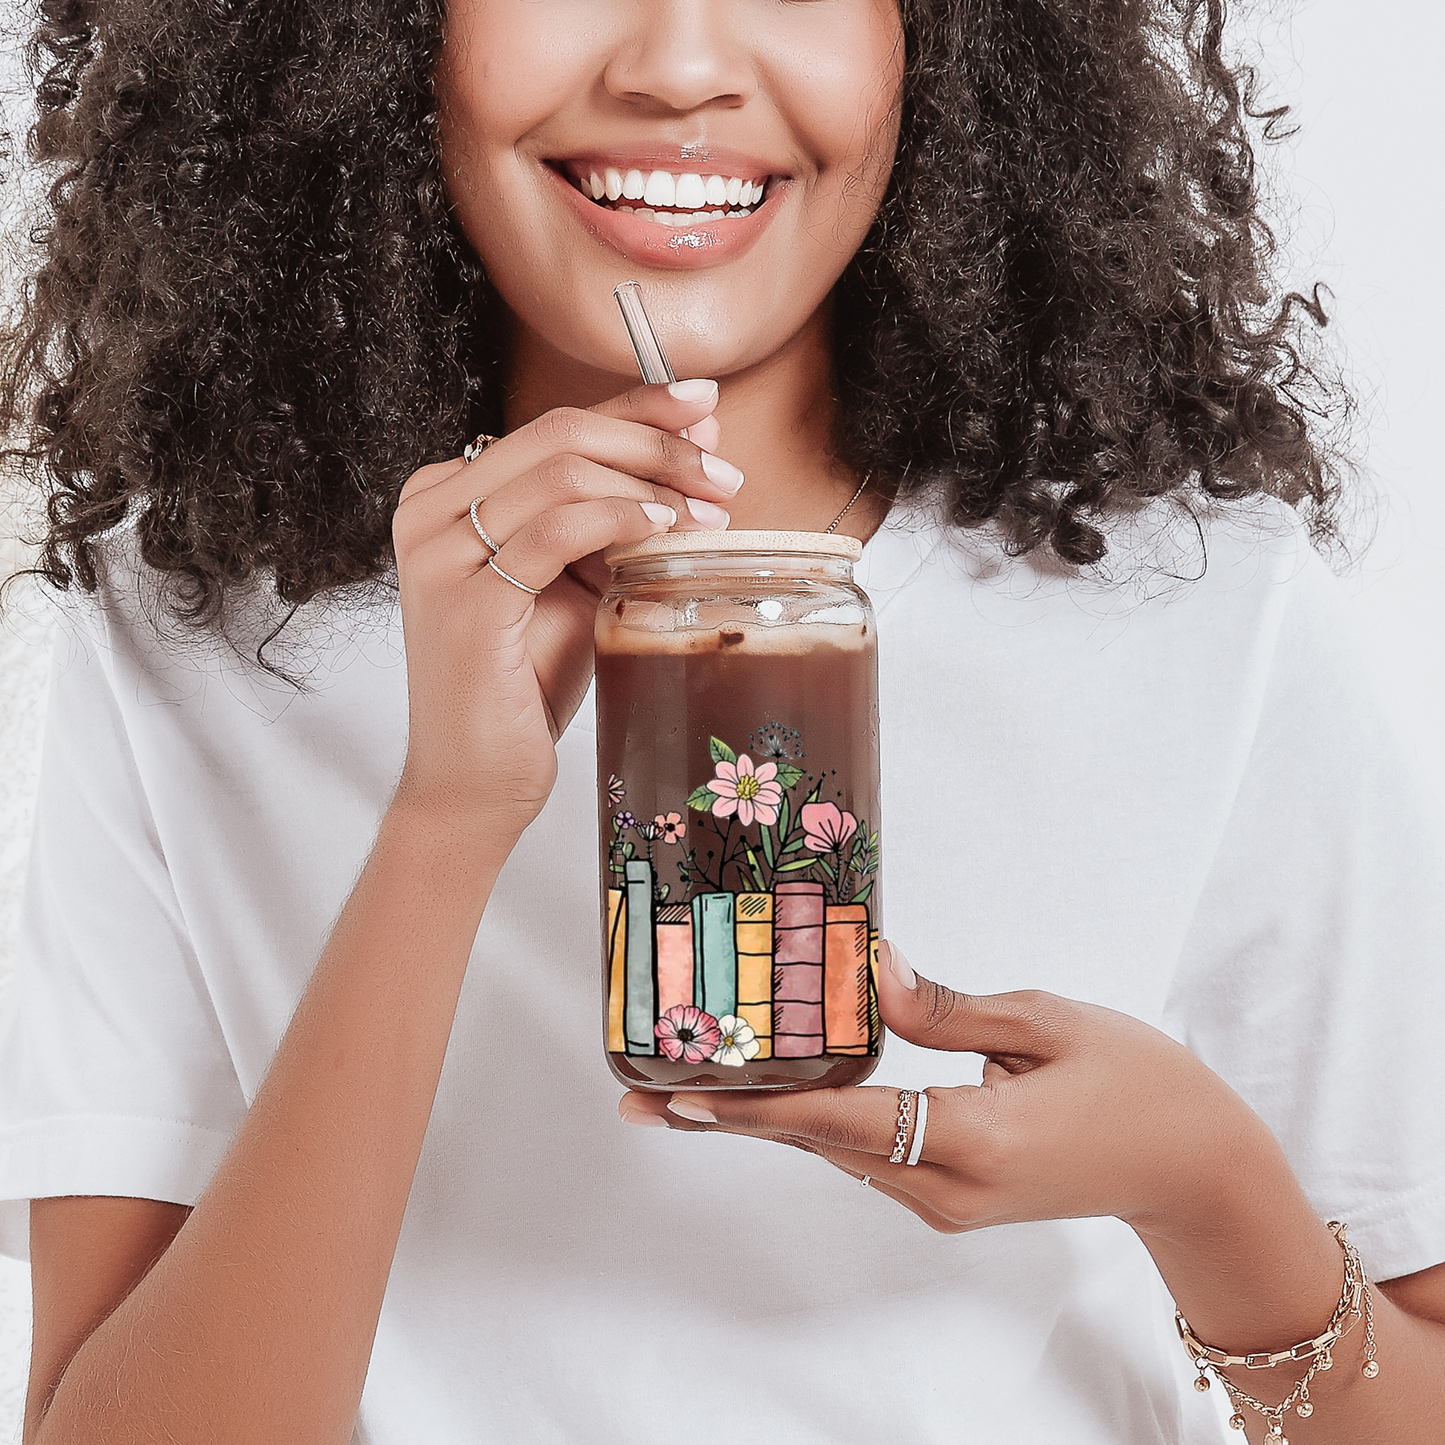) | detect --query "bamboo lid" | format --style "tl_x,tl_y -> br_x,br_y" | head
605,529 -> 863,567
